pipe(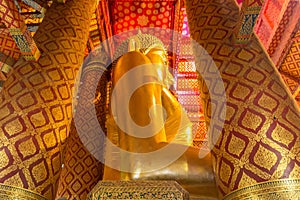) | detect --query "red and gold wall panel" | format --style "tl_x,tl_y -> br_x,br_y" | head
110,1 -> 175,33
255,0 -> 285,48
108,0 -> 182,50
255,0 -> 300,66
